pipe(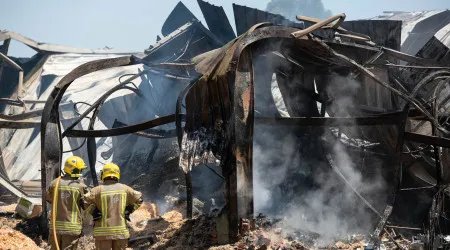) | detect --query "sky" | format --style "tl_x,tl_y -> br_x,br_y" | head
1,0 -> 448,57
